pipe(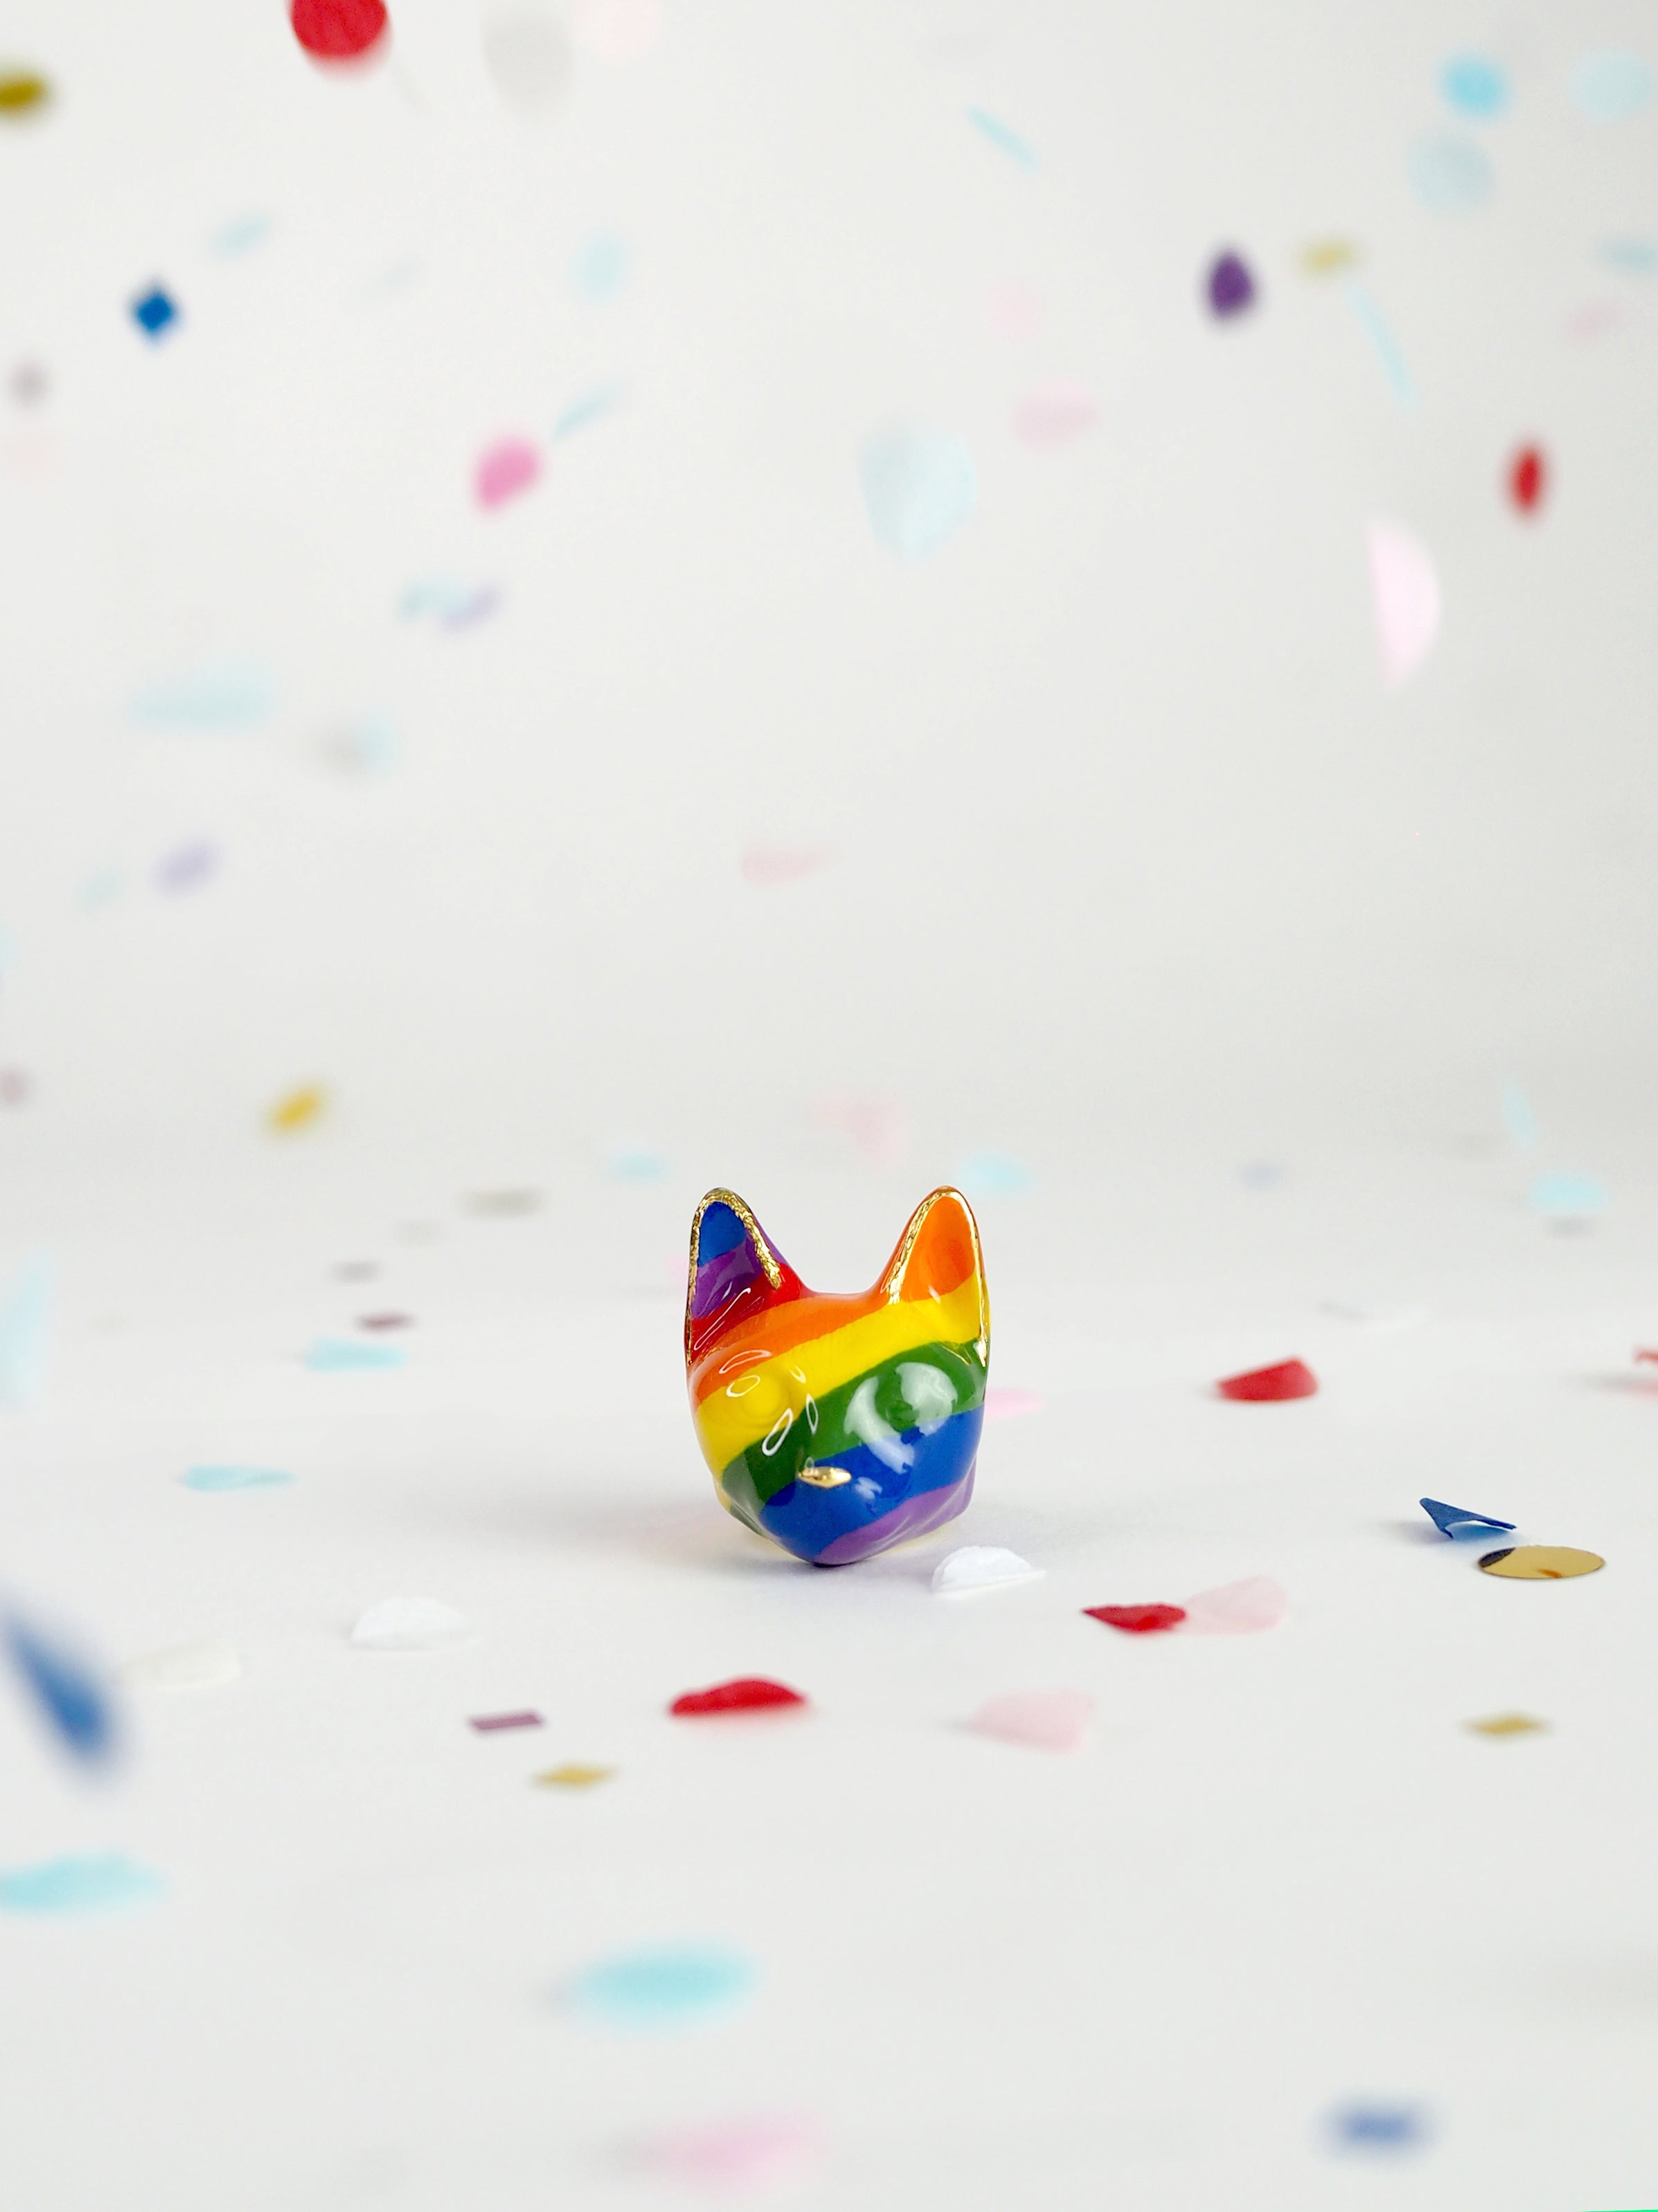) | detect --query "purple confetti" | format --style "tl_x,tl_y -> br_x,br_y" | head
469,1710 -> 542,1733
154,841 -> 218,893
1206,250 -> 1257,319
